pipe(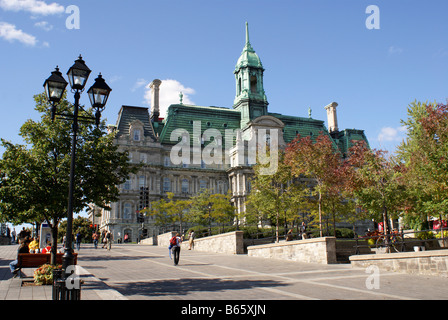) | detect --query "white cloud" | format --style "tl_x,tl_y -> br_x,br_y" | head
108,75 -> 122,83
0,21 -> 37,46
143,79 -> 195,117
34,20 -> 52,31
388,46 -> 403,55
132,78 -> 148,92
0,0 -> 64,15
377,126 -> 406,142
